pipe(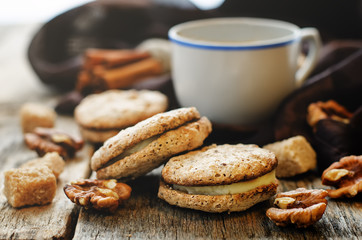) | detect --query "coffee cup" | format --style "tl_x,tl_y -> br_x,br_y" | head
168,18 -> 321,125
